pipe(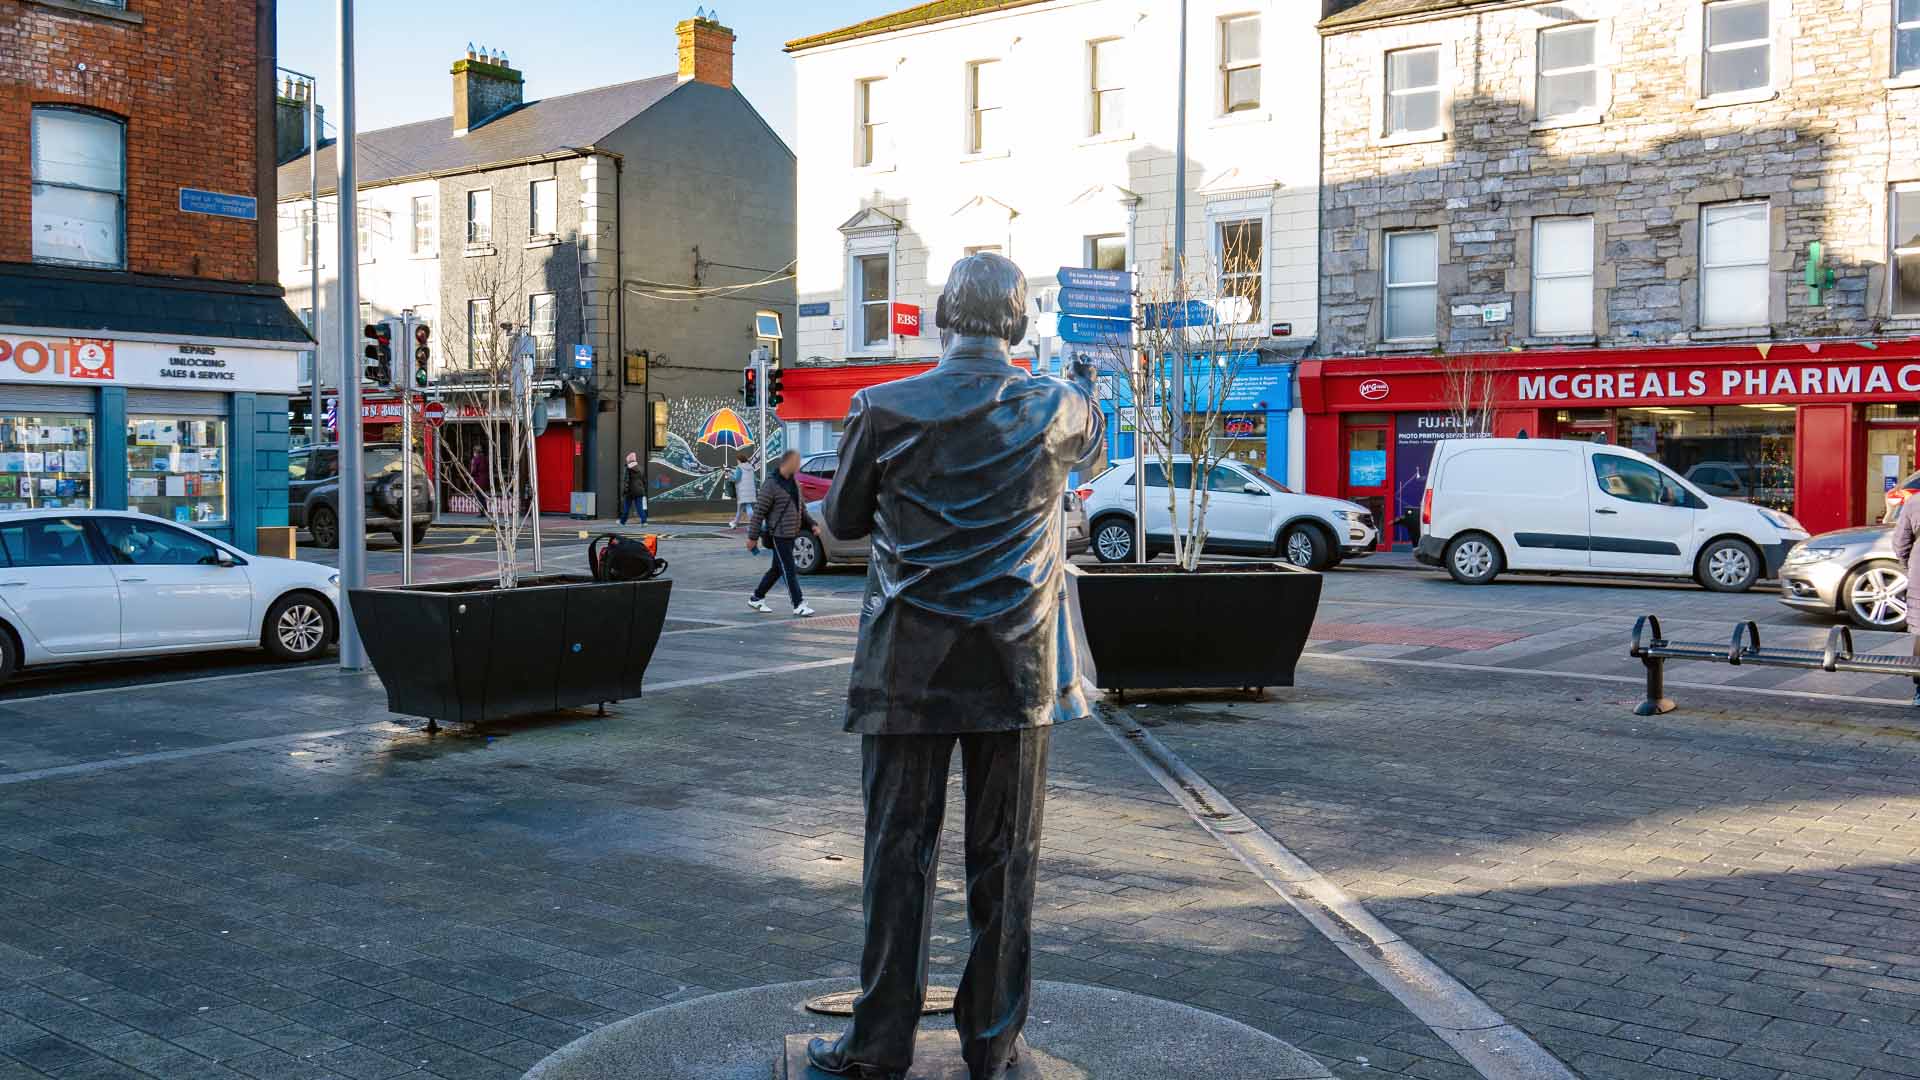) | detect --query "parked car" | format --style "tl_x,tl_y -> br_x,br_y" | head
1778,525 -> 1907,631
796,452 -> 838,503
792,493 -> 1091,573
1079,457 -> 1377,570
0,509 -> 339,680
290,442 -> 432,548
1415,438 -> 1808,592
